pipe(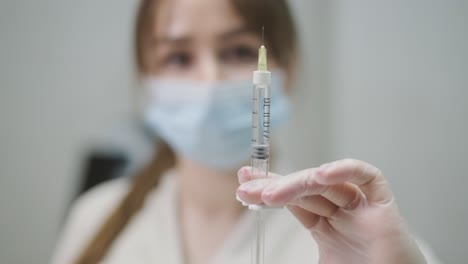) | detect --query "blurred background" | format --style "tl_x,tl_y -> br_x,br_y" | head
1,0 -> 467,263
